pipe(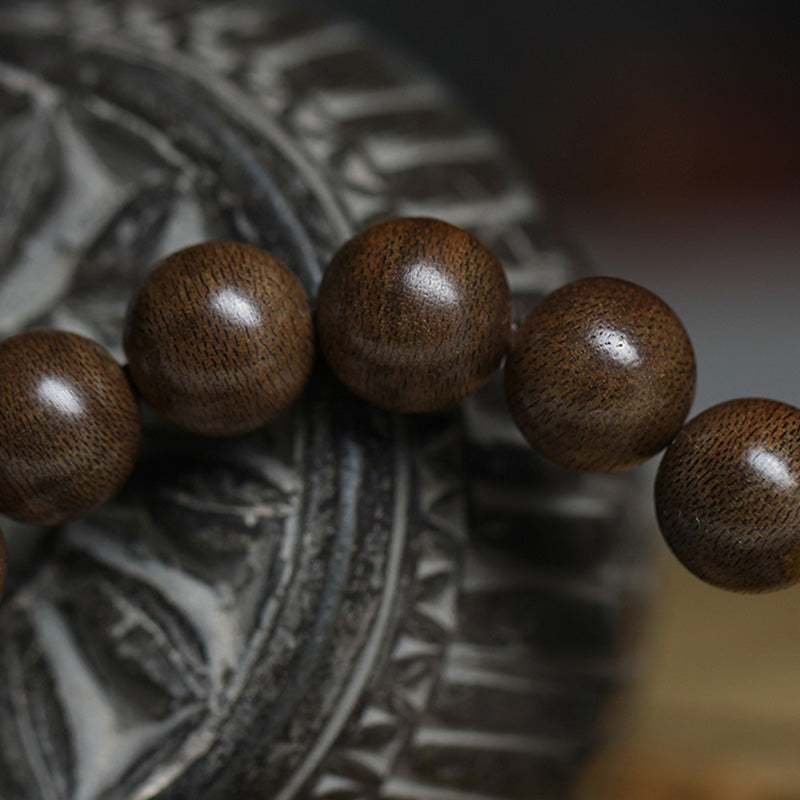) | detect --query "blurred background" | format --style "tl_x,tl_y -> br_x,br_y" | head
305,2 -> 800,797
